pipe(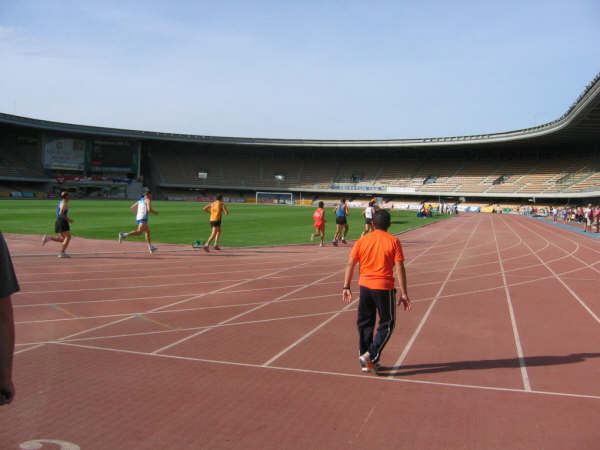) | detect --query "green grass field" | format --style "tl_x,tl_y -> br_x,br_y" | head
0,200 -> 450,247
